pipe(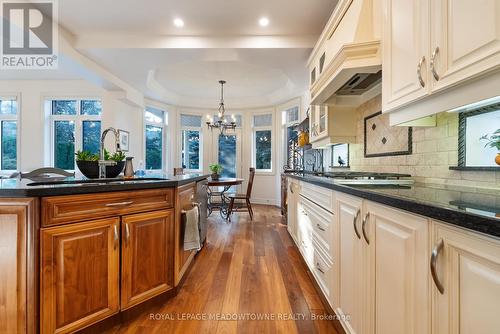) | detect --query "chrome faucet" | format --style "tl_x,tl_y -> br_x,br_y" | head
99,127 -> 121,178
